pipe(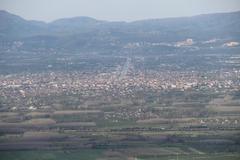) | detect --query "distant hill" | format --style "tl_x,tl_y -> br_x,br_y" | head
0,10 -> 47,39
0,10 -> 240,52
